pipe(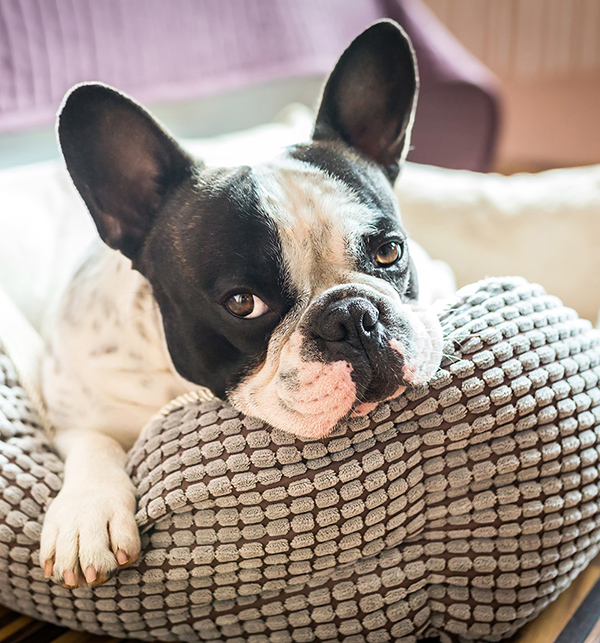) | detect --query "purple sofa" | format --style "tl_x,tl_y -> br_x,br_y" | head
0,0 -> 500,171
